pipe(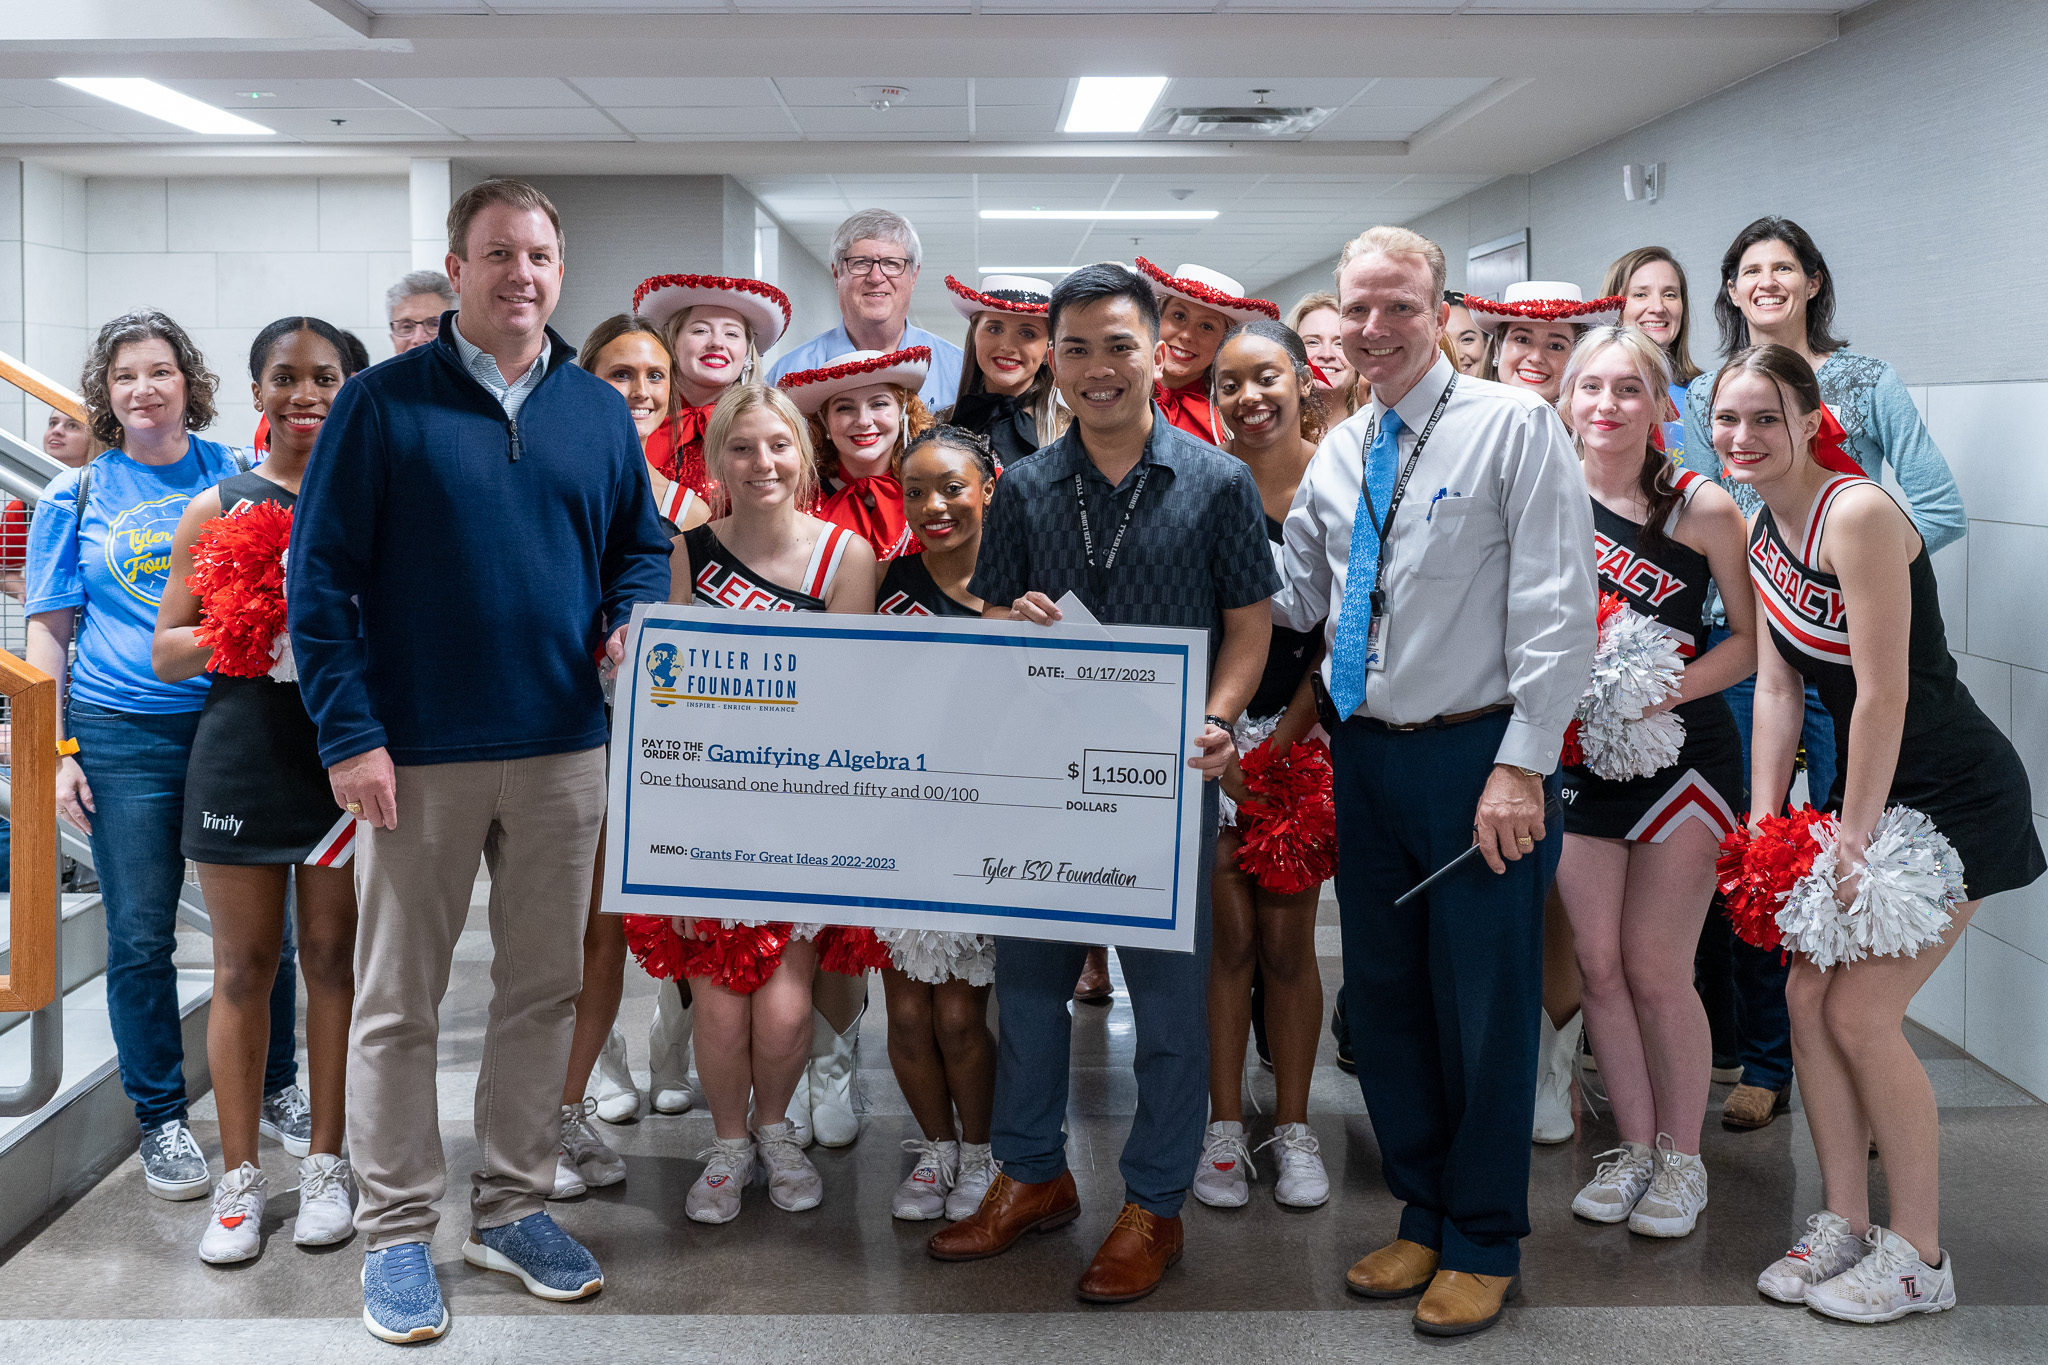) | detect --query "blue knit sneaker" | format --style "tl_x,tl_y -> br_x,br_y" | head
361,1242 -> 448,1344
461,1211 -> 603,1301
